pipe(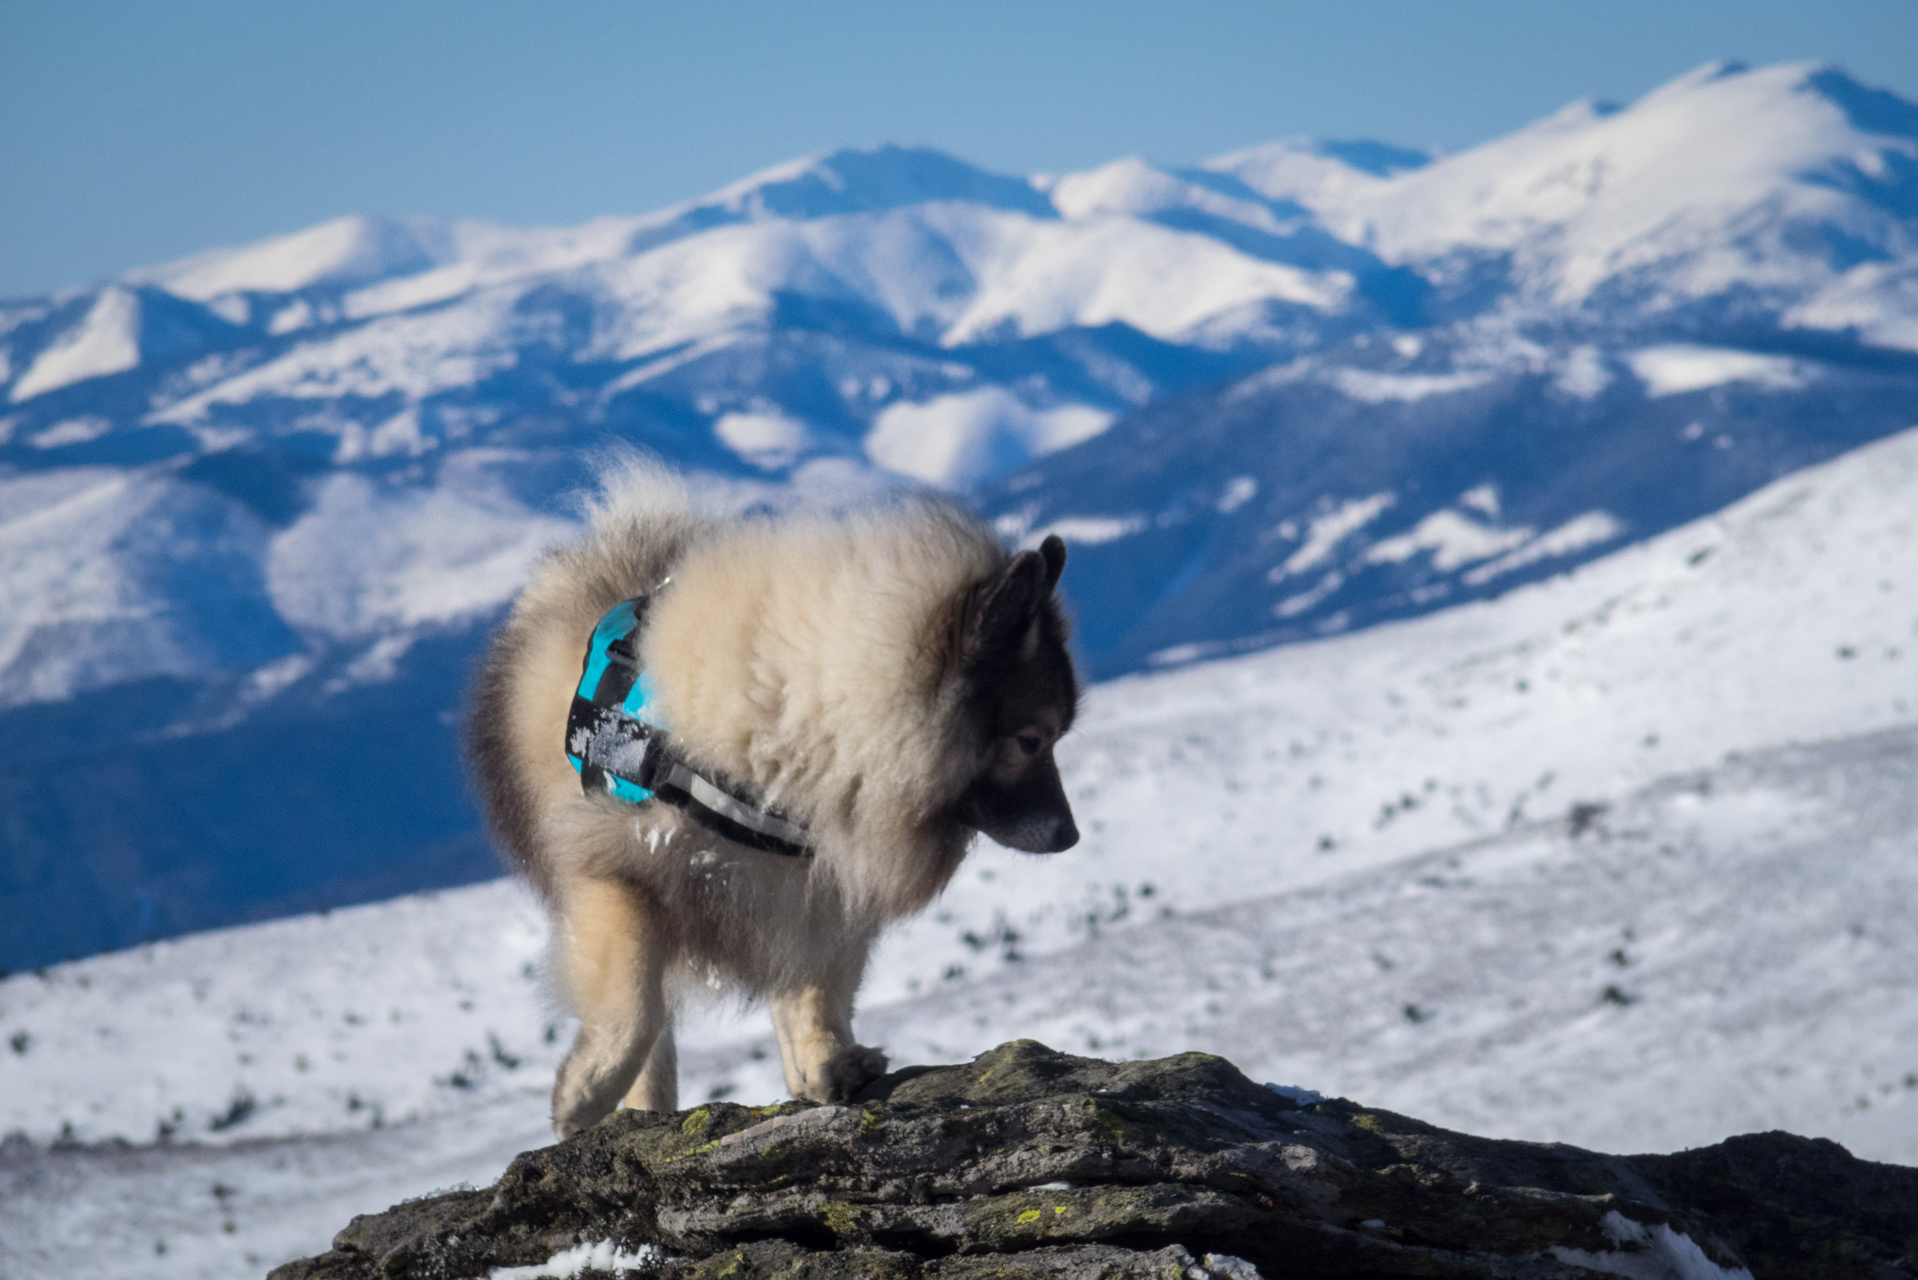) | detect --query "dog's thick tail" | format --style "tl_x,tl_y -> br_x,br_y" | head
579,447 -> 693,536
467,450 -> 696,898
